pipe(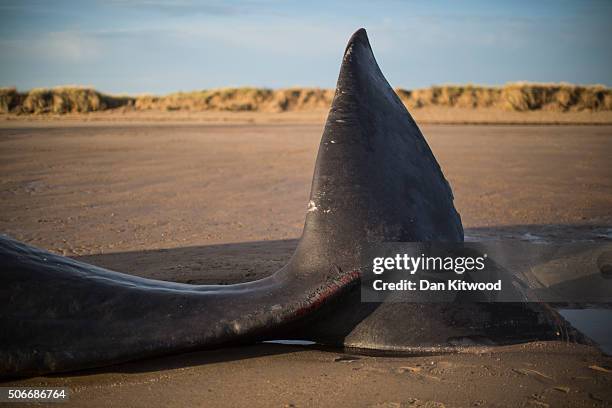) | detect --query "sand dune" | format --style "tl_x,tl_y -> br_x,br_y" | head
2,83 -> 611,116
